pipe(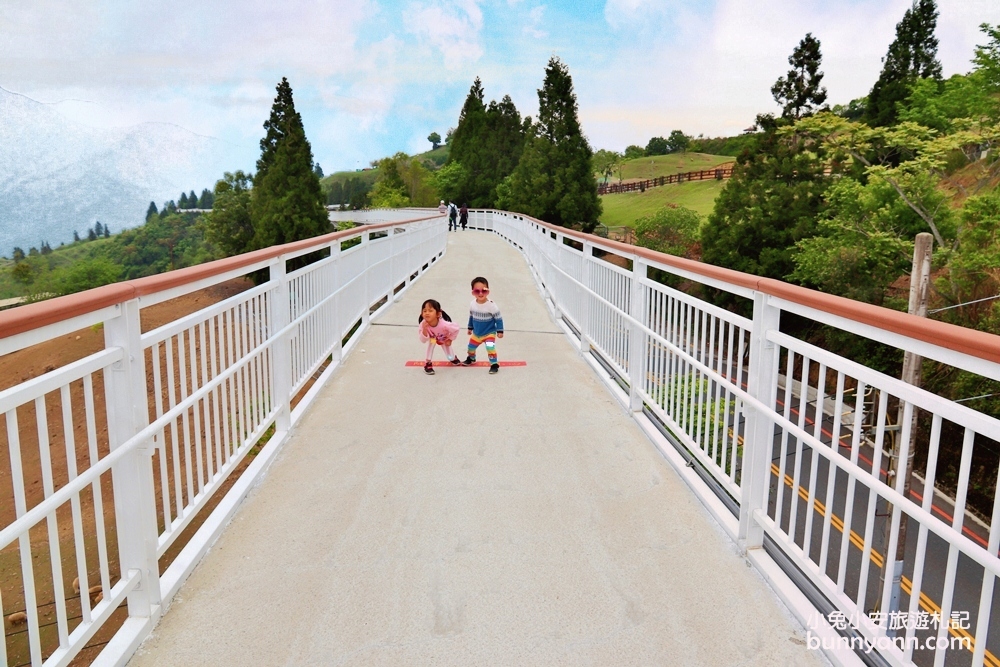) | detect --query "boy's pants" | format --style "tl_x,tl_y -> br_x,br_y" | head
468,332 -> 497,364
